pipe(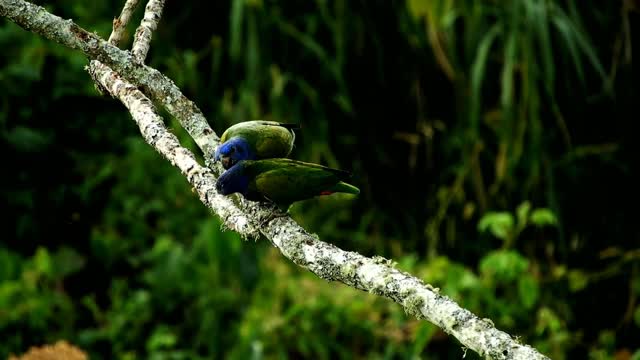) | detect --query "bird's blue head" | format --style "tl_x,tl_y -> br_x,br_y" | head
216,162 -> 250,196
214,137 -> 255,169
